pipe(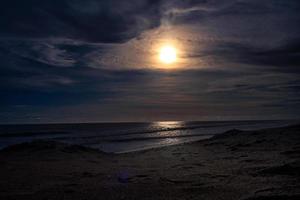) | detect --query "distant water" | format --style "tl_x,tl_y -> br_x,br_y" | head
0,120 -> 297,153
